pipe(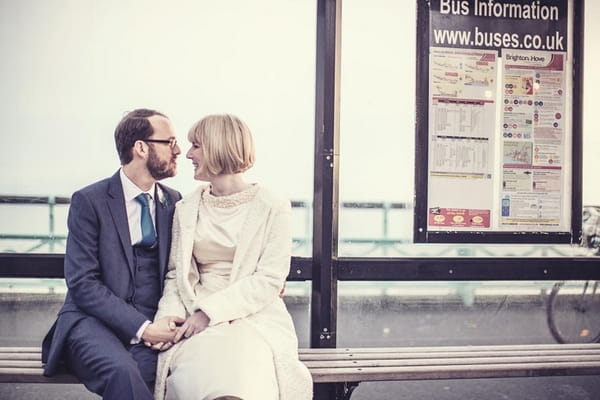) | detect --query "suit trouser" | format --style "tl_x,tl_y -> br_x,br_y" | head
65,316 -> 157,400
